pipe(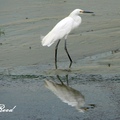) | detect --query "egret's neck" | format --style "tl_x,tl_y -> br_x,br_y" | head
69,14 -> 81,22
69,14 -> 82,29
